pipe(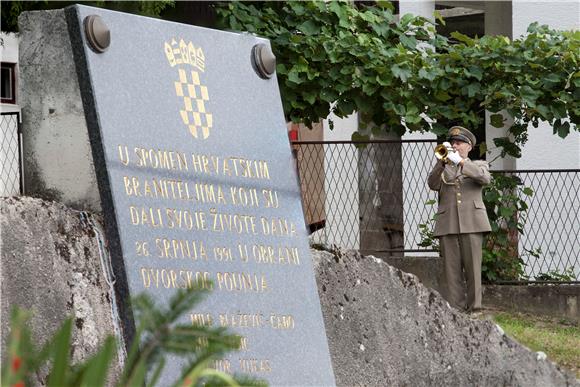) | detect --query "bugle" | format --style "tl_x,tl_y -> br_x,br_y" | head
434,143 -> 449,161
